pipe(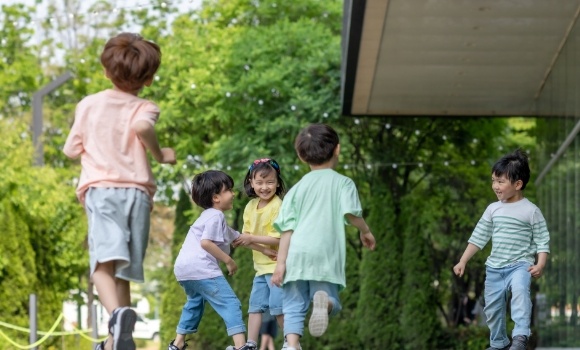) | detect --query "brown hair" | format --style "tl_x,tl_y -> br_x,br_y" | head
294,123 -> 339,165
191,170 -> 234,209
100,33 -> 161,92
